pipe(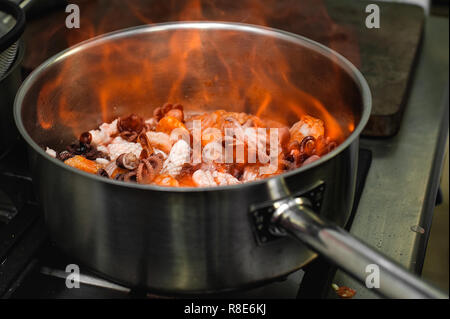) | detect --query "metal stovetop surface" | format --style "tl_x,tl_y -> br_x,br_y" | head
330,16 -> 449,298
